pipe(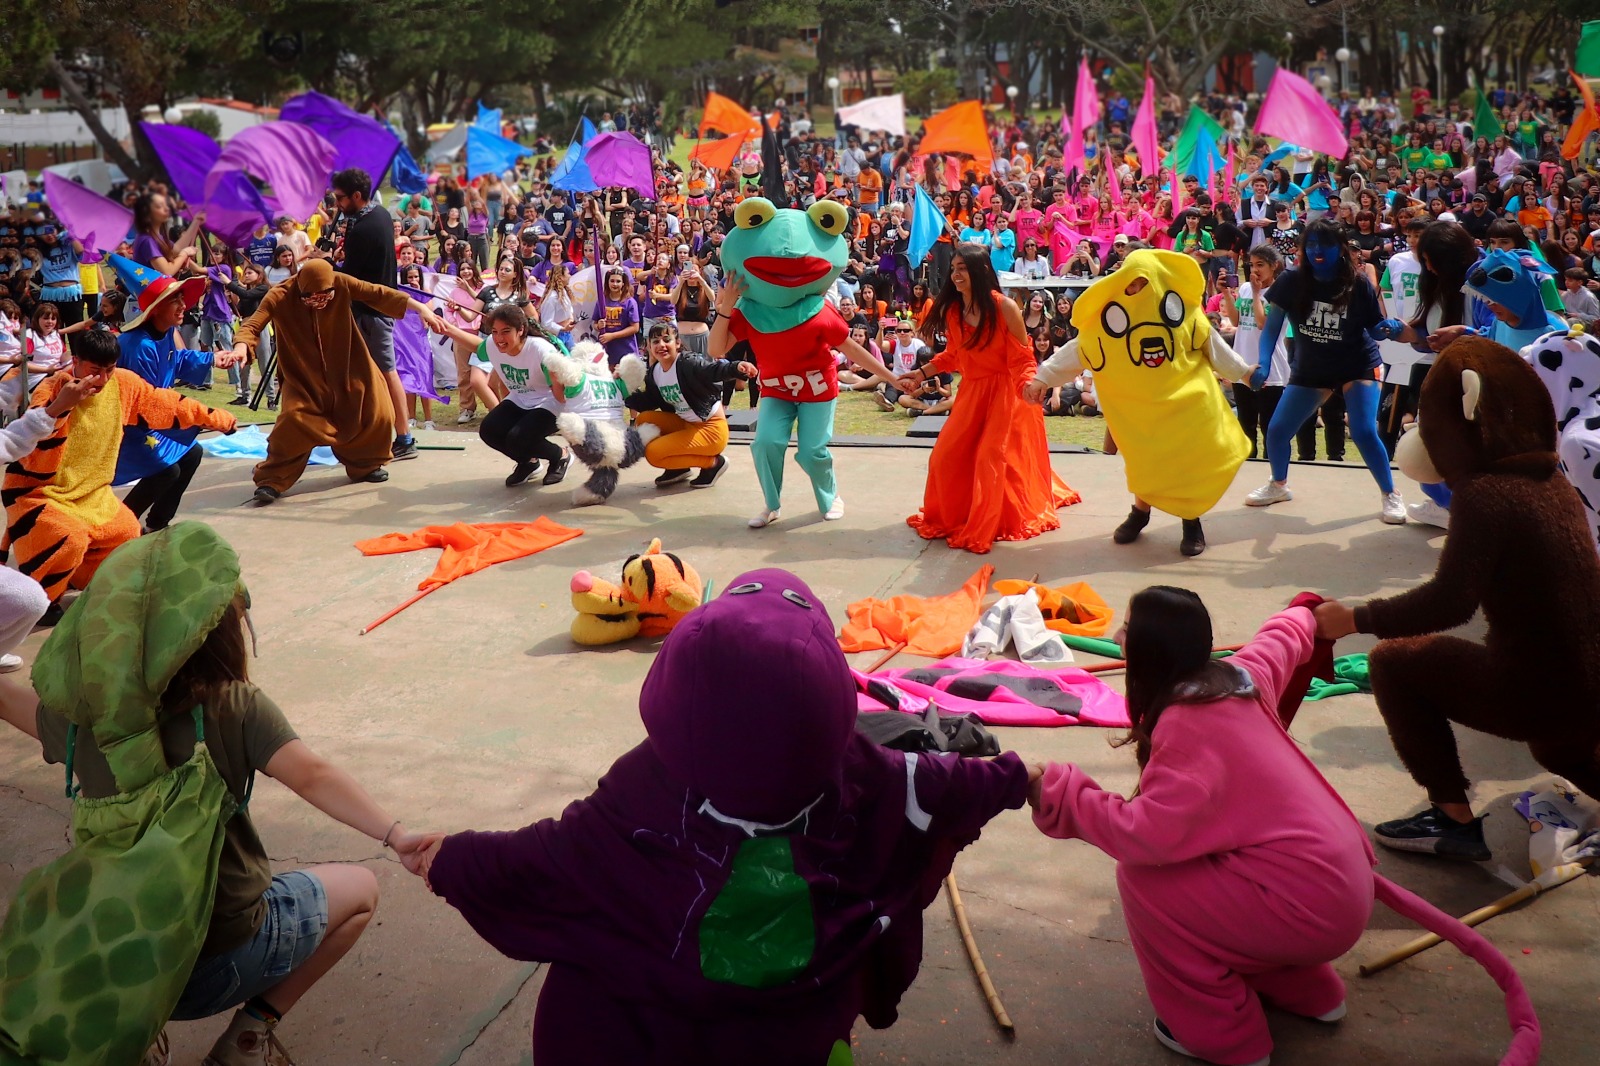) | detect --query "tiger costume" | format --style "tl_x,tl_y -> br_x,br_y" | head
2,368 -> 235,603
